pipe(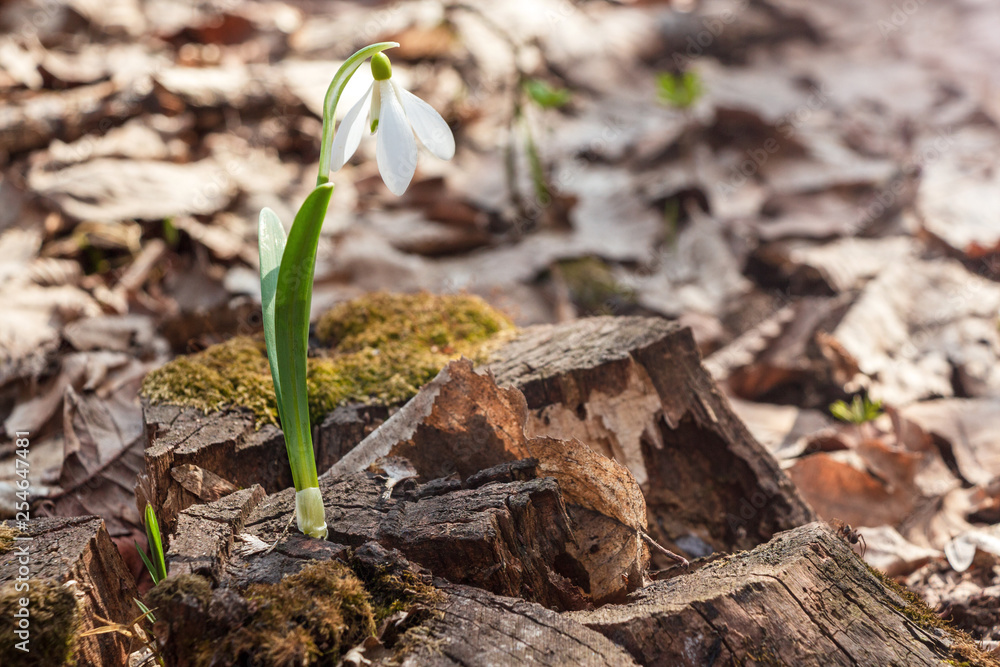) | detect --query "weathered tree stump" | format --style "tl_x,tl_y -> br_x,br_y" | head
566,522 -> 991,666
151,506 -> 992,666
139,316 -> 813,566
393,583 -> 639,666
487,317 -> 815,562
137,402 -> 388,531
150,537 -> 638,667
167,463 -> 589,611
0,517 -> 139,666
